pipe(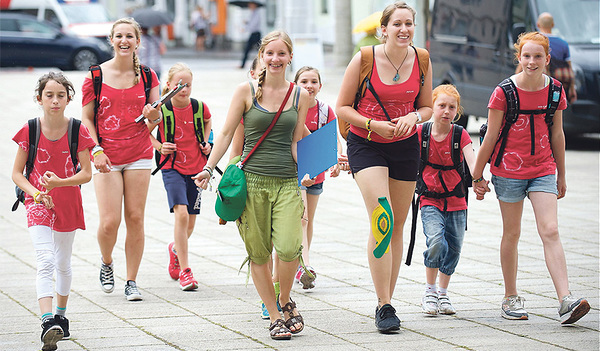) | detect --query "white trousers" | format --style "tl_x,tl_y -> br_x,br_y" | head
29,226 -> 75,299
